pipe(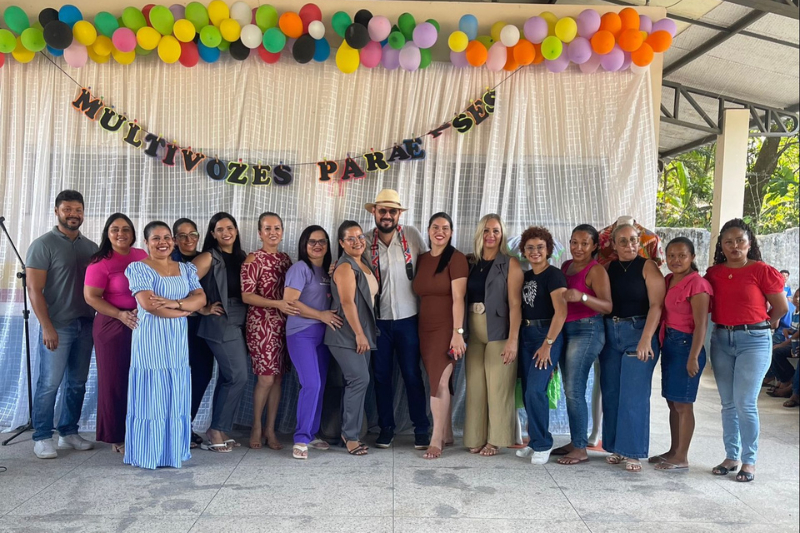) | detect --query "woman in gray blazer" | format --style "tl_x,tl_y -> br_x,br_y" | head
324,221 -> 379,455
